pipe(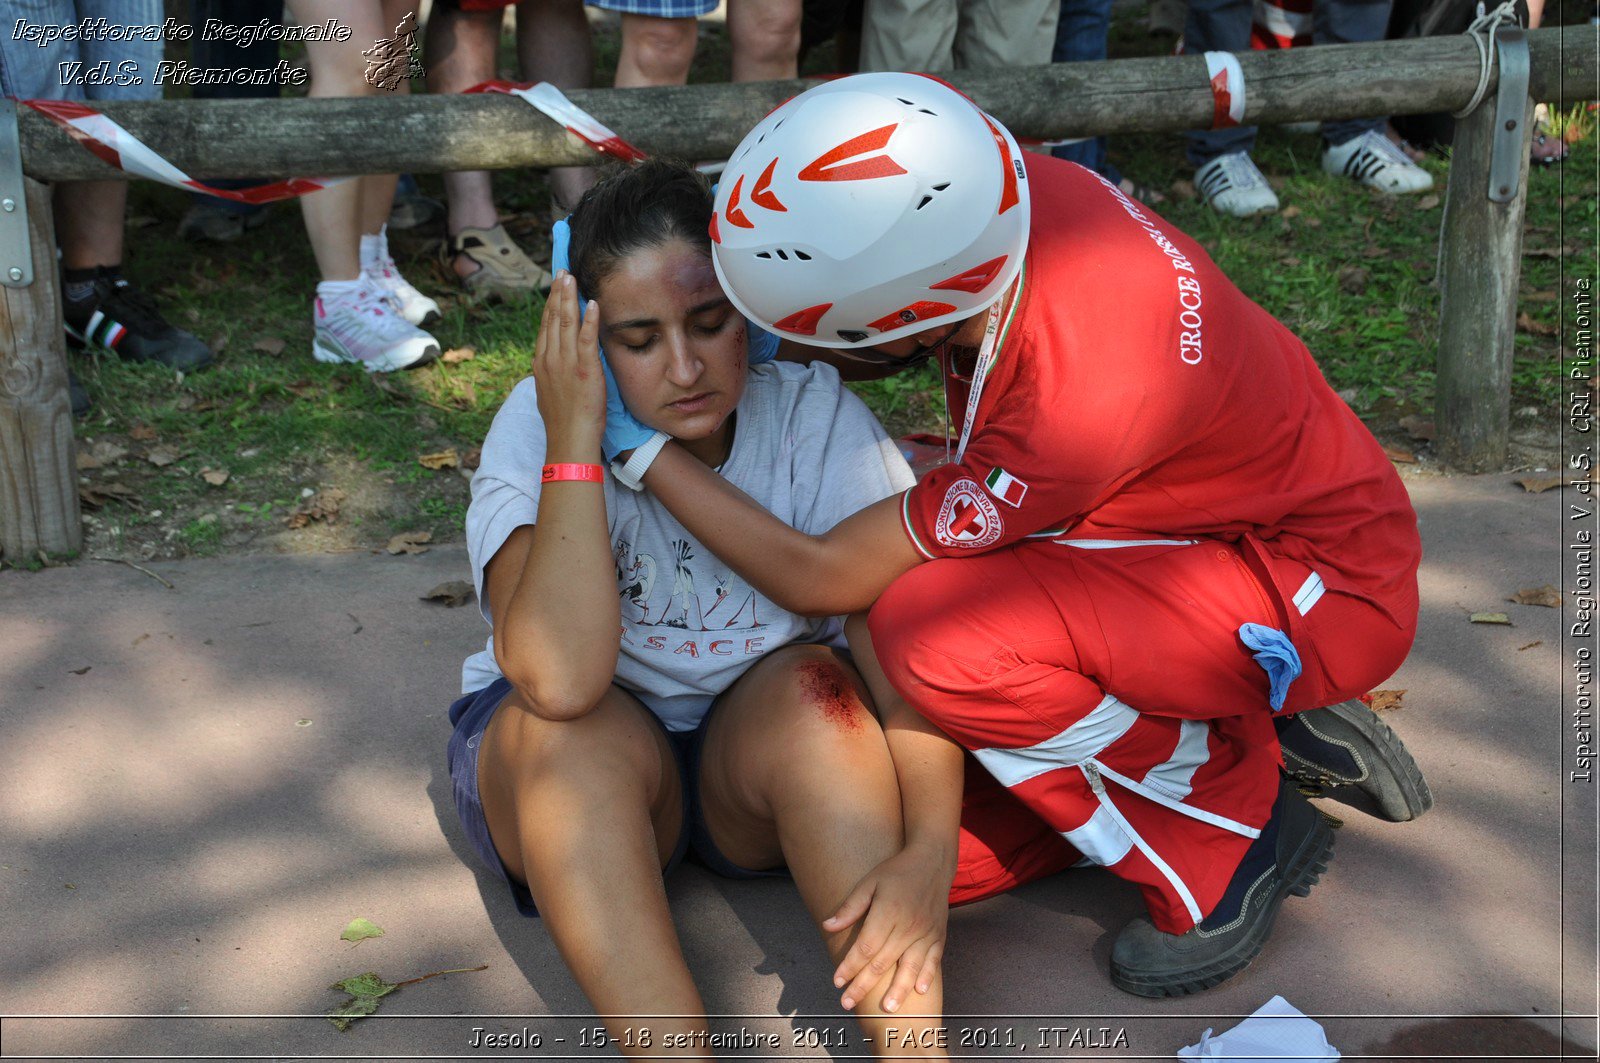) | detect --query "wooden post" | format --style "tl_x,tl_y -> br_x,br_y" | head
1435,92 -> 1534,472
0,177 -> 80,561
